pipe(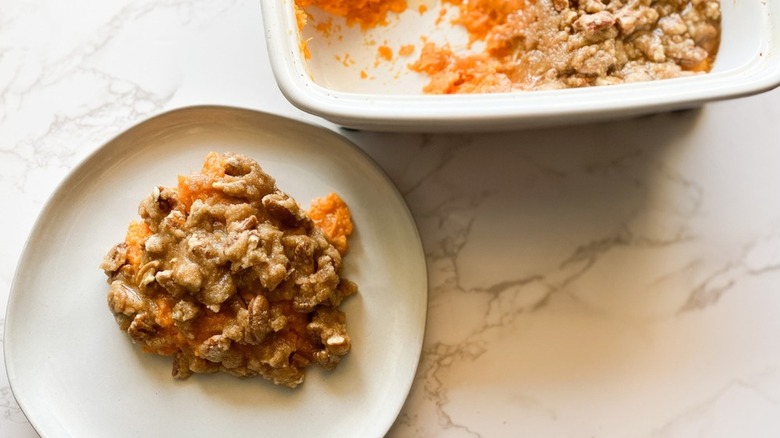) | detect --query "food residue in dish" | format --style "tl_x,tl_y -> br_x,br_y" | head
296,0 -> 408,29
377,44 -> 394,62
100,152 -> 357,388
295,0 -> 721,92
335,53 -> 357,66
398,44 -> 416,57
